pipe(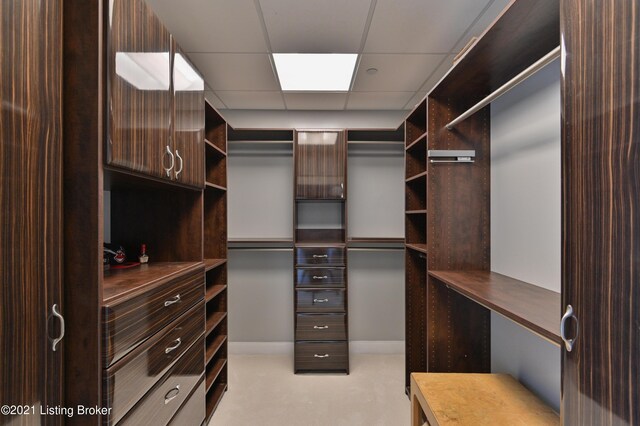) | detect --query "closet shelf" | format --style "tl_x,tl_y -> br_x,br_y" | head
102,261 -> 203,304
205,383 -> 227,424
406,209 -> 427,214
205,358 -> 228,393
405,171 -> 427,183
405,132 -> 427,151
206,335 -> 228,366
204,258 -> 227,272
205,284 -> 227,302
205,139 -> 227,156
206,311 -> 227,336
405,243 -> 427,254
205,181 -> 227,191
348,237 -> 404,243
428,270 -> 561,345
